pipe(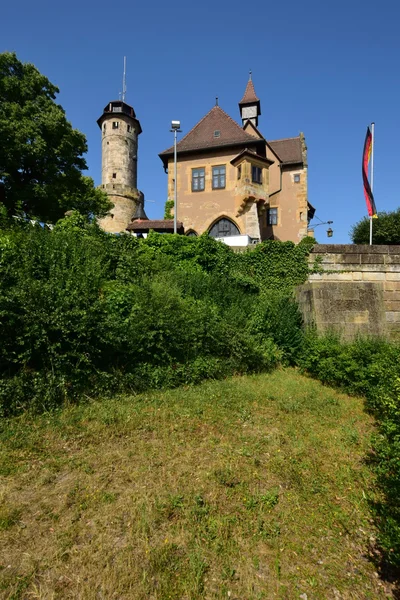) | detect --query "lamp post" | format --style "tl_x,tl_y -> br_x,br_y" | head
170,120 -> 182,234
